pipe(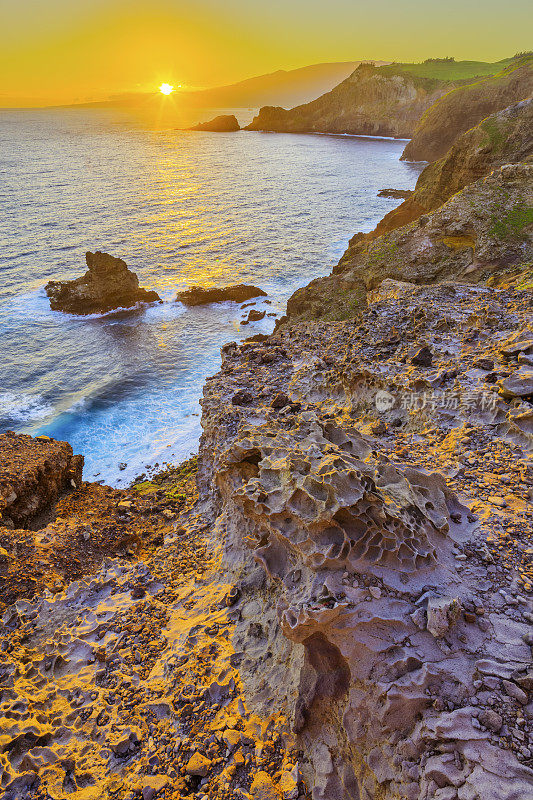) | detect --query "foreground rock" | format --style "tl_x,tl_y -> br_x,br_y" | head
402,55 -> 533,162
200,277 -> 533,800
0,449 -> 307,800
177,284 -> 267,305
189,114 -> 240,132
286,162 -> 533,320
372,96 -> 533,239
0,432 -> 83,529
45,251 -> 161,315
